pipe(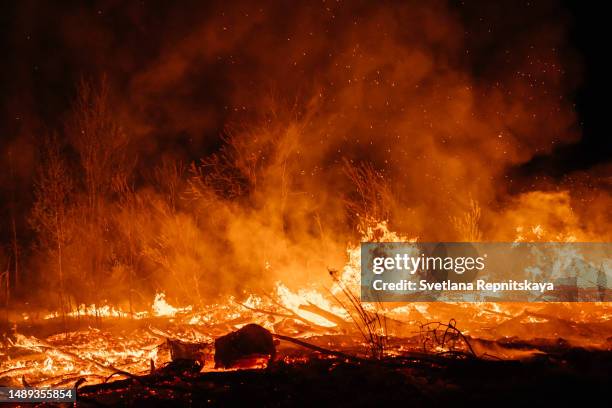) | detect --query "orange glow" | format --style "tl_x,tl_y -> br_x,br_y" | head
1,0 -> 609,392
